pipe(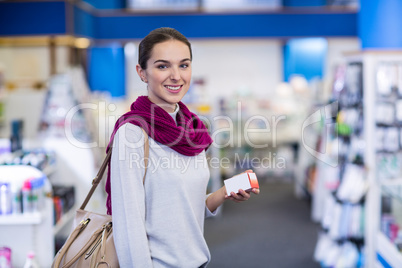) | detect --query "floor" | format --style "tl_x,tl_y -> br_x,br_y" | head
204,179 -> 321,268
